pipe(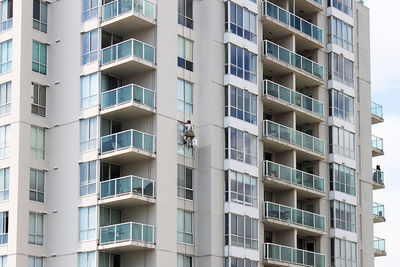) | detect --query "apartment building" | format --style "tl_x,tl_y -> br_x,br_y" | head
0,0 -> 386,266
